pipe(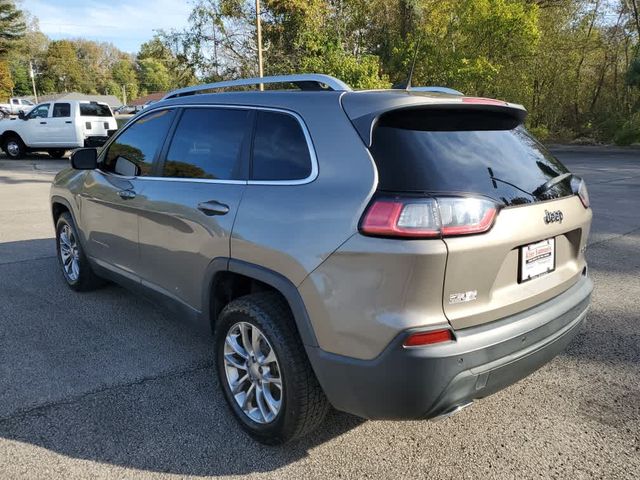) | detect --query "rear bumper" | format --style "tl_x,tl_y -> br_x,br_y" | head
306,273 -> 592,420
83,131 -> 116,147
